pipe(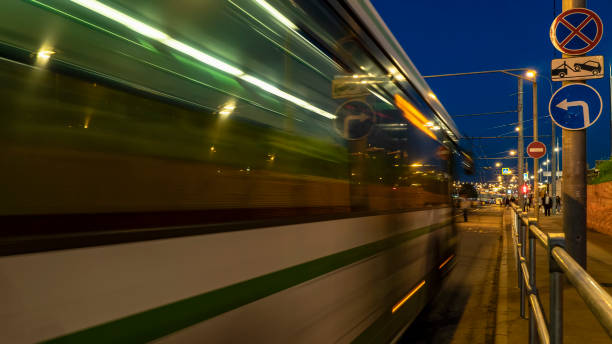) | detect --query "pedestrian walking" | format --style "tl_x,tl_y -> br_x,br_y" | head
460,195 -> 470,222
542,194 -> 552,216
555,195 -> 561,212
